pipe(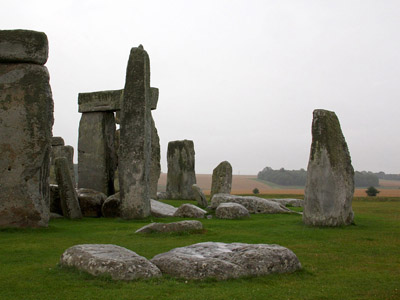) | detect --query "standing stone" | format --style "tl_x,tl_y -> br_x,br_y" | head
78,111 -> 116,196
0,30 -> 53,228
149,116 -> 161,199
52,136 -> 65,147
166,140 -> 196,200
50,144 -> 75,187
119,45 -> 152,219
303,109 -> 354,226
55,157 -> 82,219
210,161 -> 232,199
